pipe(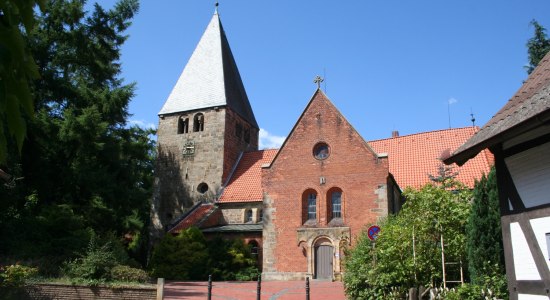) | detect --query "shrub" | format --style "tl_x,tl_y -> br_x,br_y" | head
63,232 -> 138,281
149,227 -> 209,280
234,266 -> 259,281
110,265 -> 149,283
64,244 -> 116,281
0,264 -> 38,288
150,230 -> 260,281
344,184 -> 472,298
